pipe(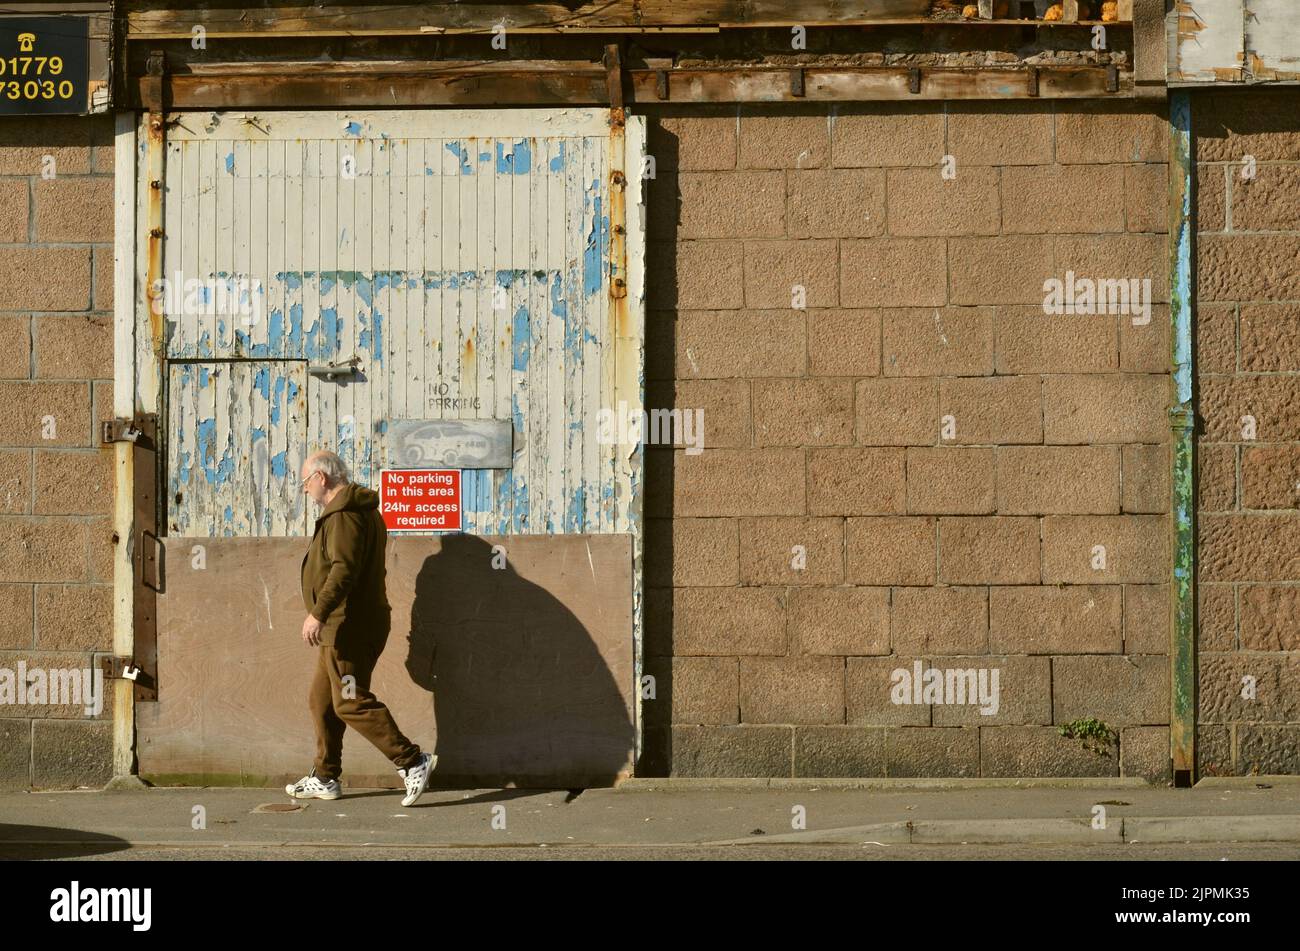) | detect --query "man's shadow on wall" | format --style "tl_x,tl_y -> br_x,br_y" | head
403,533 -> 633,787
